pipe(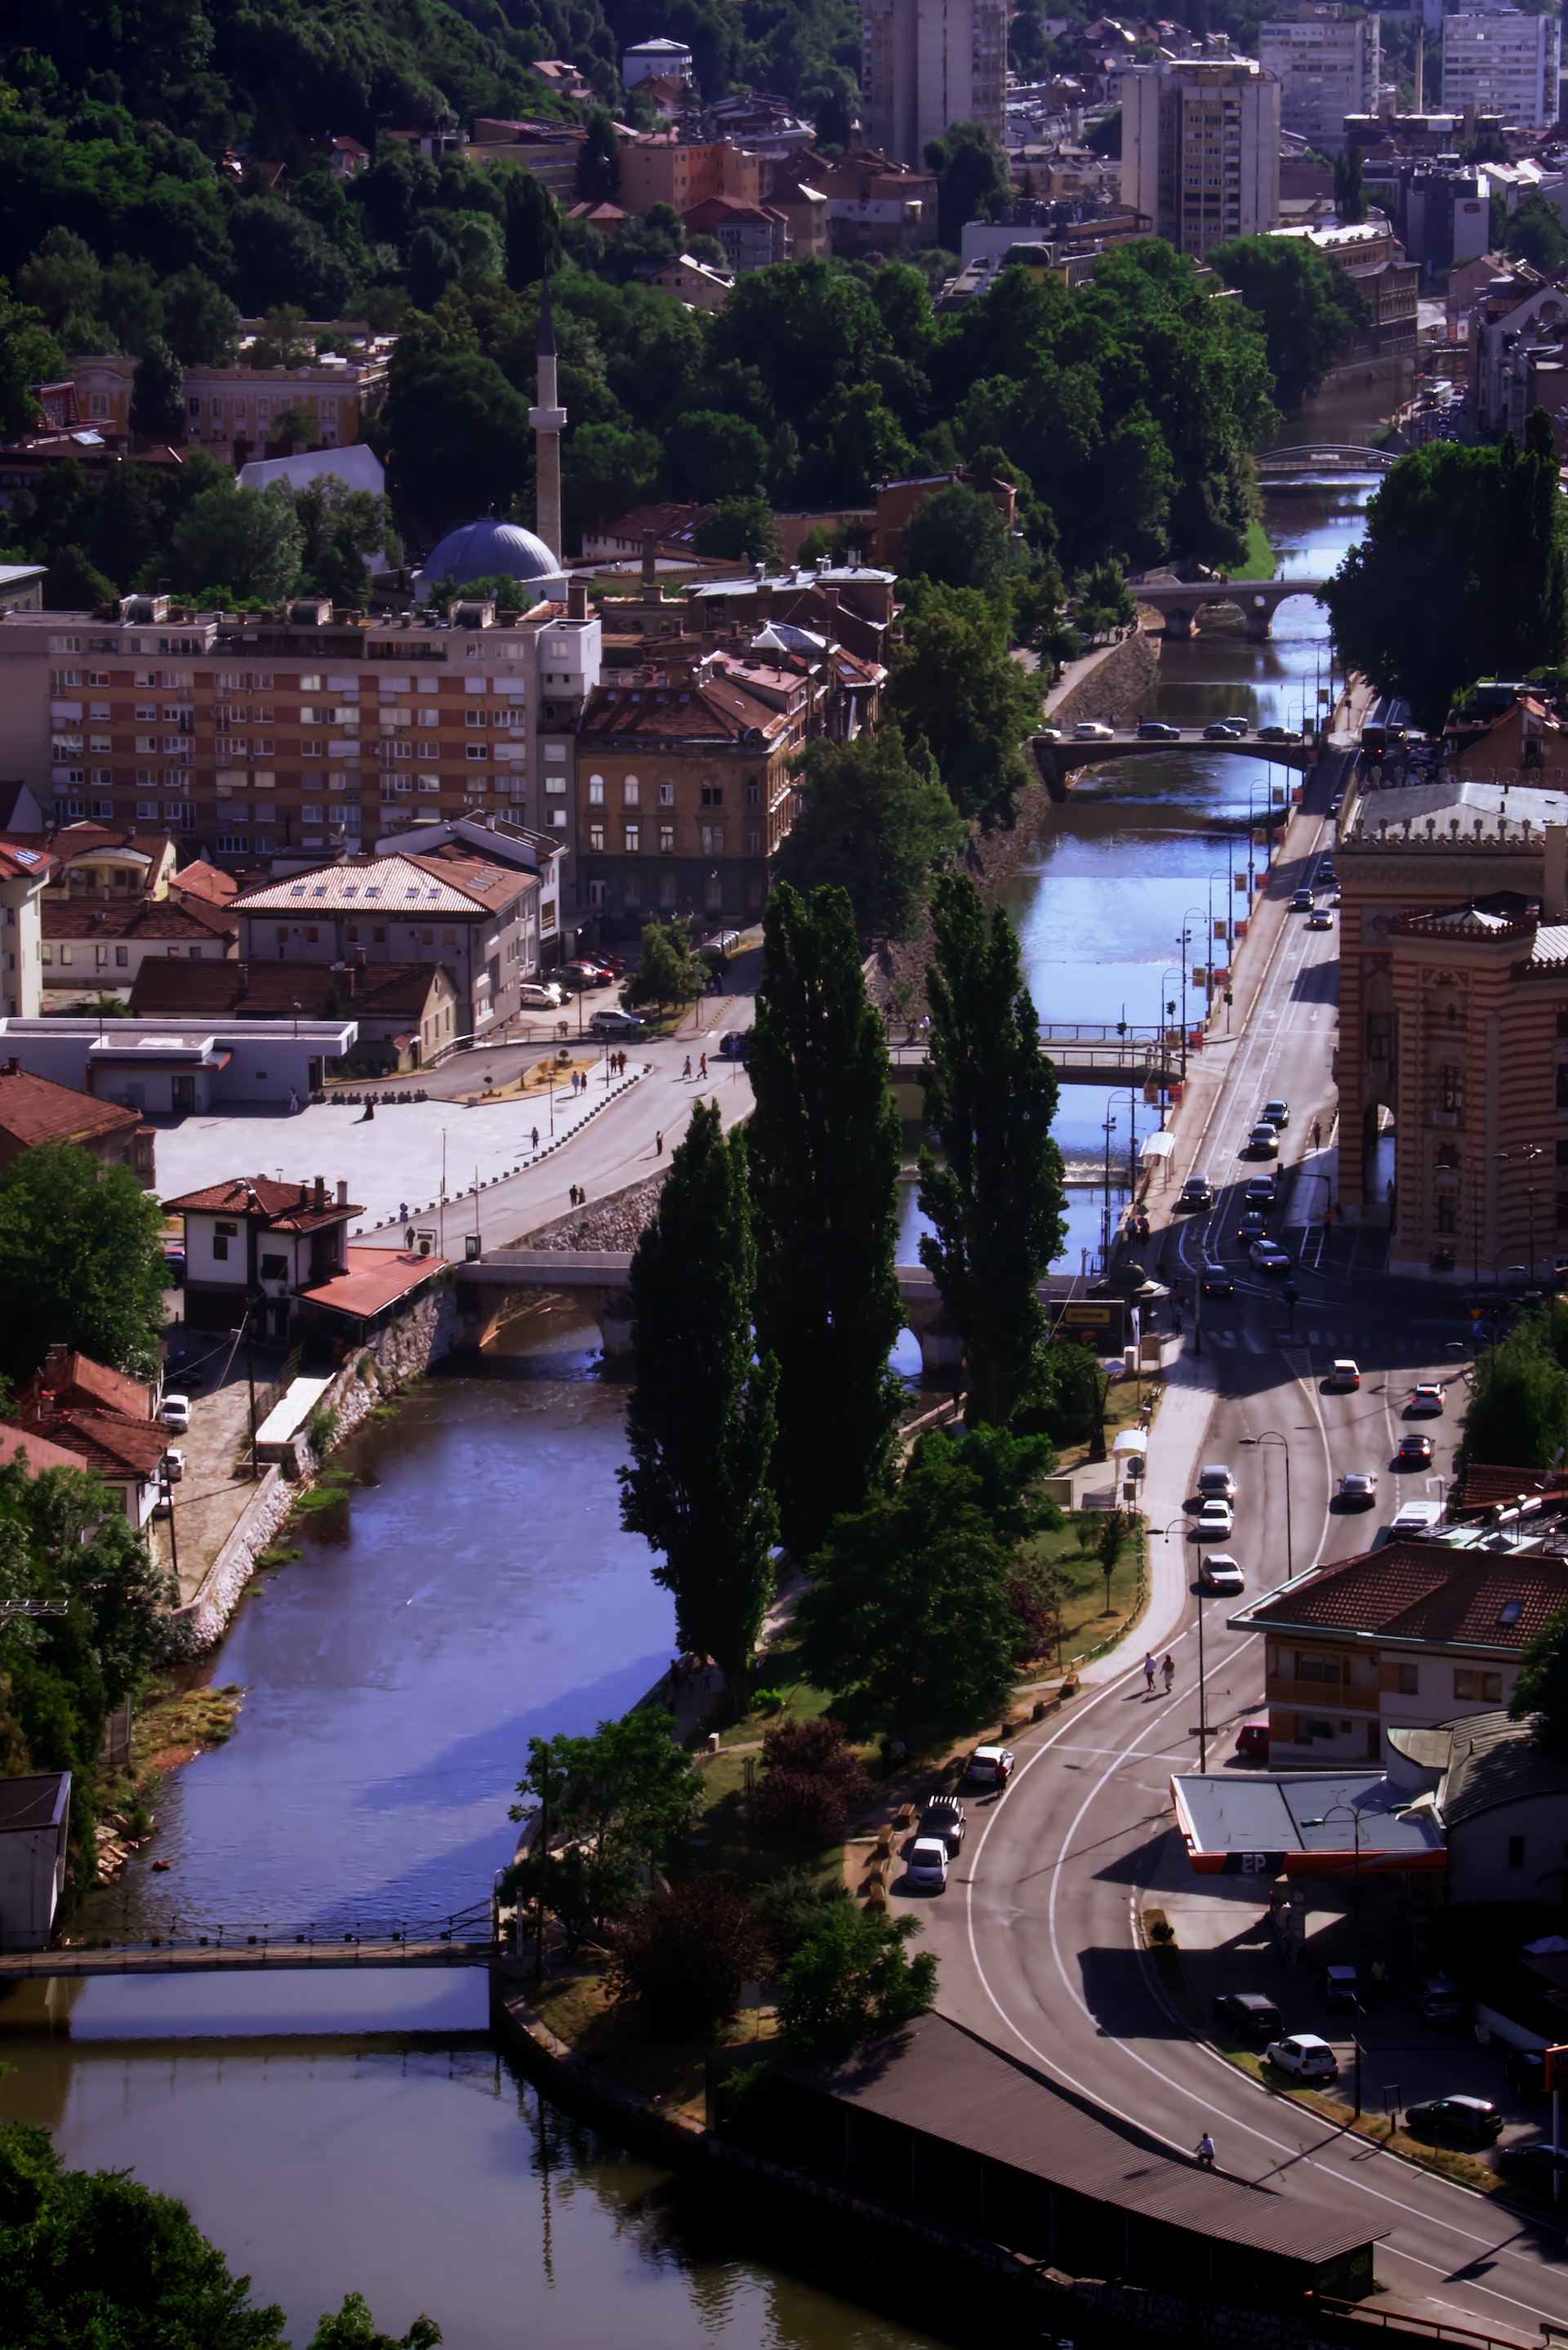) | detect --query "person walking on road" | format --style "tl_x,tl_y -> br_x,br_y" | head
655,1130 -> 664,1157
1312,1117 -> 1321,1151
1195,2133 -> 1216,2169
1143,1652 -> 1157,1696
683,1055 -> 692,1080
1162,1653 -> 1174,1695
698,1051 -> 707,1080
531,1126 -> 539,1152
